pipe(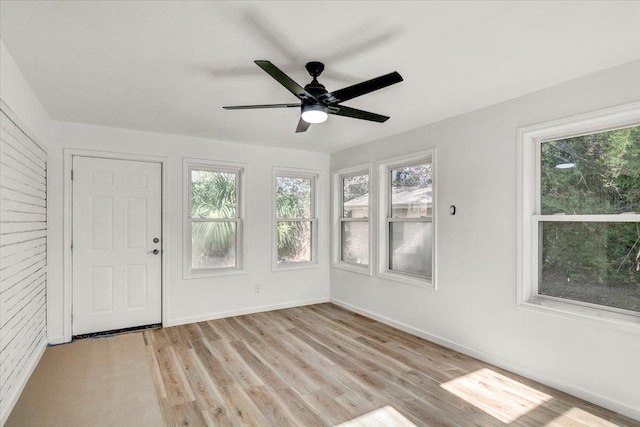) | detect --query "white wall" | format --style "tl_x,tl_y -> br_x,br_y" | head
329,60 -> 640,420
0,41 -> 50,143
46,121 -> 330,341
